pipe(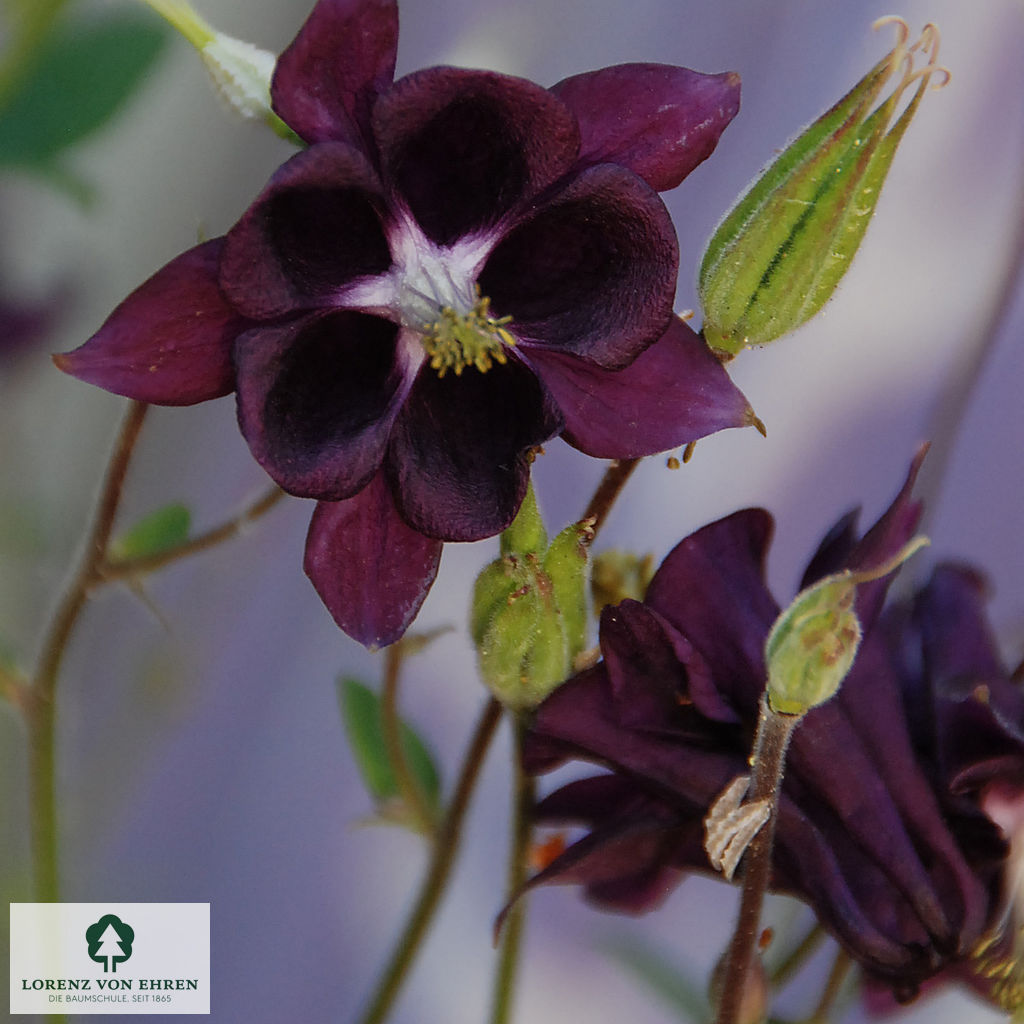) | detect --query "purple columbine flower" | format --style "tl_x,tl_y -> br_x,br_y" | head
54,0 -> 752,648
522,453 -> 1024,1003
